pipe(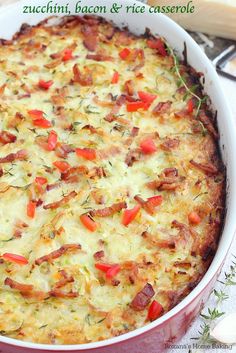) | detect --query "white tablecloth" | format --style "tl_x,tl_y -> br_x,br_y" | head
0,1 -> 235,352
